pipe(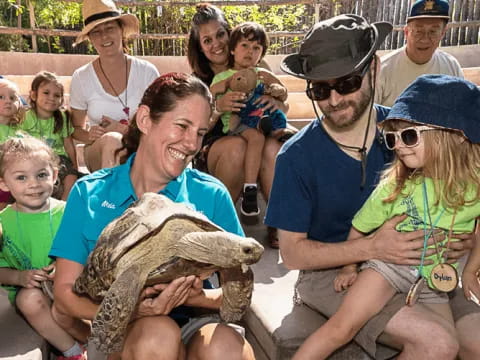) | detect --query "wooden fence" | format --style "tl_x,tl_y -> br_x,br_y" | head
344,0 -> 480,48
0,0 -> 478,55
